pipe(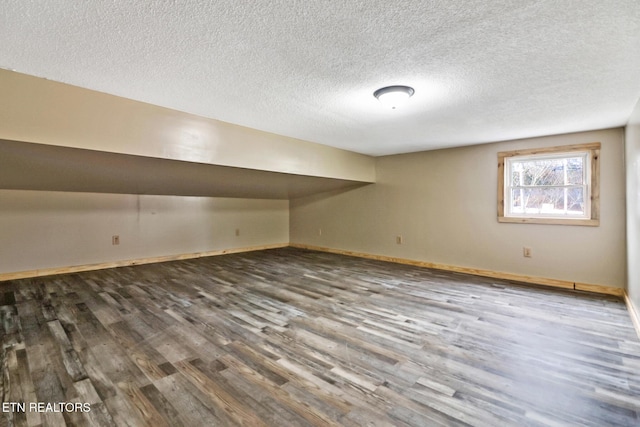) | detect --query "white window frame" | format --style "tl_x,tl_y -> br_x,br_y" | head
498,143 -> 600,226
